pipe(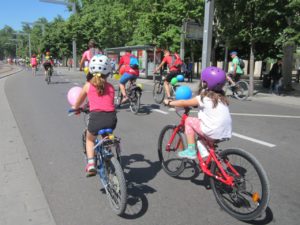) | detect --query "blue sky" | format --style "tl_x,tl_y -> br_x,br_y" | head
0,0 -> 71,31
